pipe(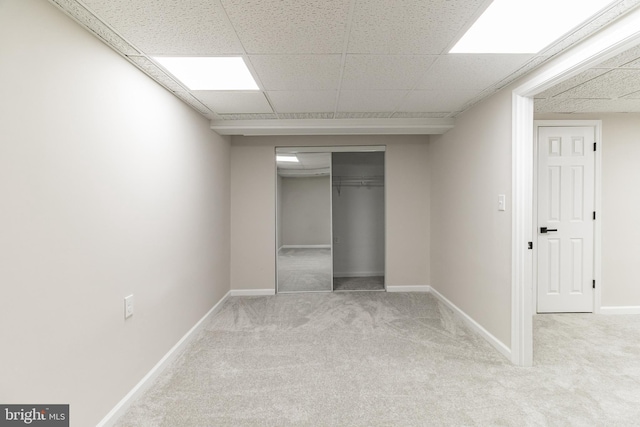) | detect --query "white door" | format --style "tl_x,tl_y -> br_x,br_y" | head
537,126 -> 595,313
